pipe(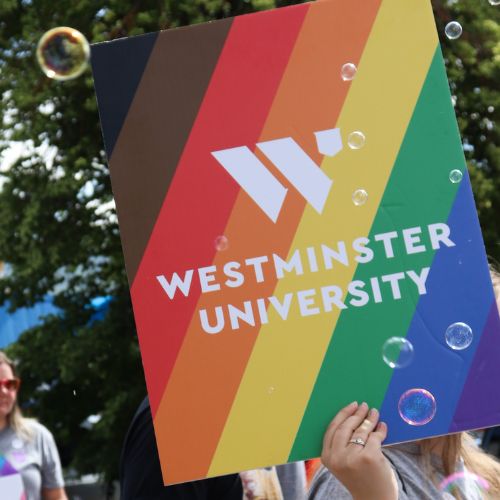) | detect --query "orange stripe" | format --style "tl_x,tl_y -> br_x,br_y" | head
155,0 -> 381,484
